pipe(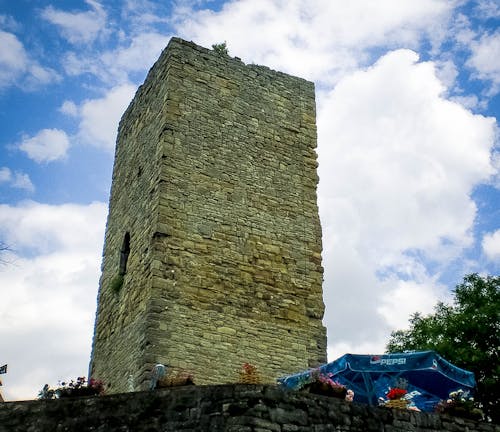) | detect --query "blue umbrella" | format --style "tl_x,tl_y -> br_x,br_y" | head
278,351 -> 476,412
